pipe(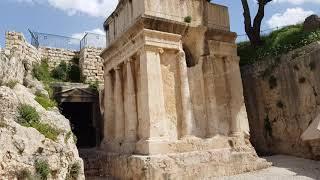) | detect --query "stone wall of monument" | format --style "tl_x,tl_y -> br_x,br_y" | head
5,31 -> 41,70
241,41 -> 320,160
39,47 -> 79,69
79,47 -> 104,82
